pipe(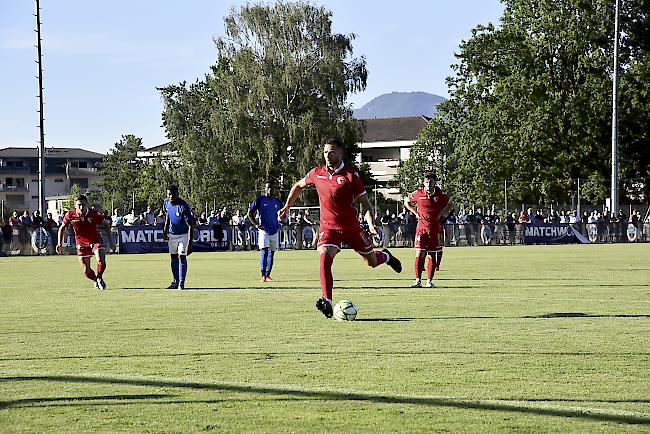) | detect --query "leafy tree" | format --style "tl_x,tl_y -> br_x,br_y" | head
399,0 -> 650,207
159,1 -> 367,208
96,134 -> 163,212
63,183 -> 81,211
